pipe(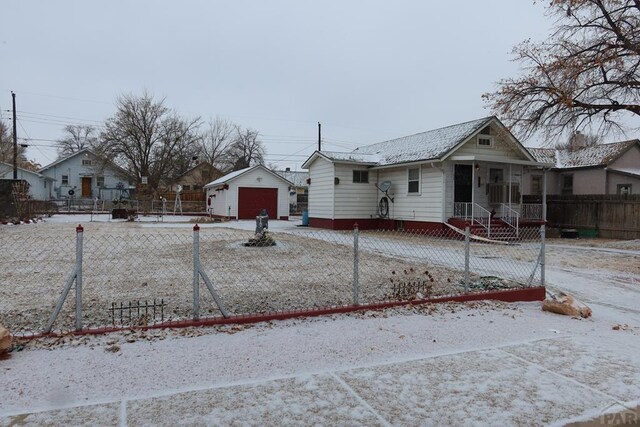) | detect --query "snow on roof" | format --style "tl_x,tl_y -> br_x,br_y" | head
204,167 -> 252,187
274,170 -> 309,187
528,140 -> 638,169
608,167 -> 640,177
351,116 -> 493,166
318,151 -> 380,164
0,162 -> 49,178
